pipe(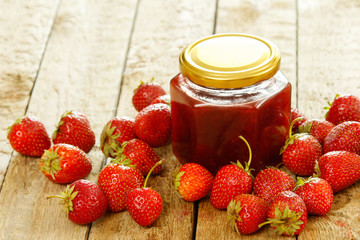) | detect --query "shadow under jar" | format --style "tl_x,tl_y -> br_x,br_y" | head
170,33 -> 291,176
